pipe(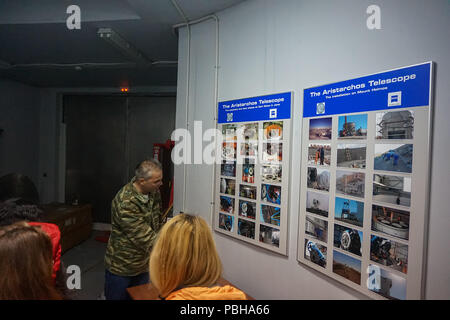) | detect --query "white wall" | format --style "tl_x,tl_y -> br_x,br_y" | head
174,0 -> 450,299
0,79 -> 41,187
174,20 -> 218,225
